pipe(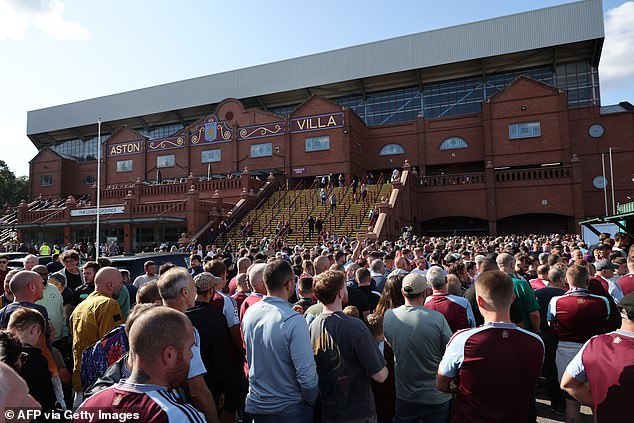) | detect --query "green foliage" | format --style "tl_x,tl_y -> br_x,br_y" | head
0,160 -> 29,207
